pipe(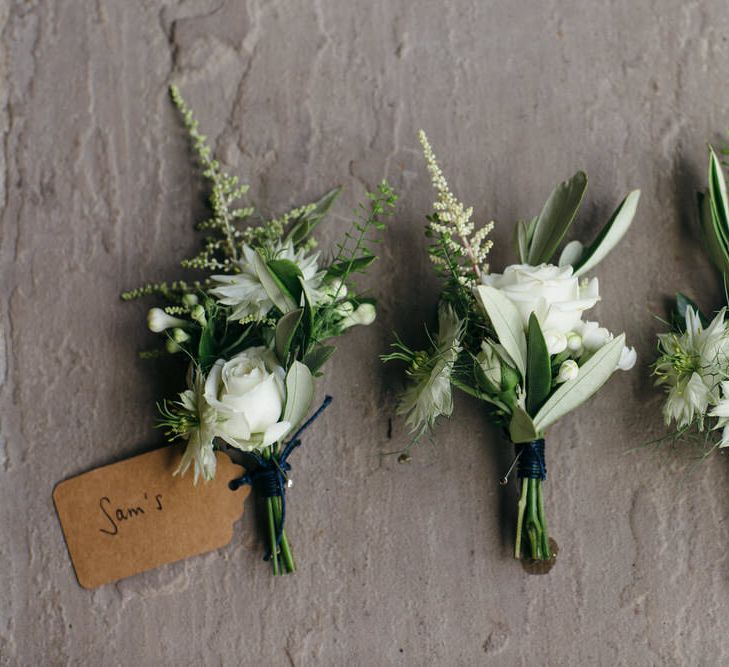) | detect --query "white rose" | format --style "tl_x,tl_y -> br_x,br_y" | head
204,346 -> 291,451
481,264 -> 599,348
